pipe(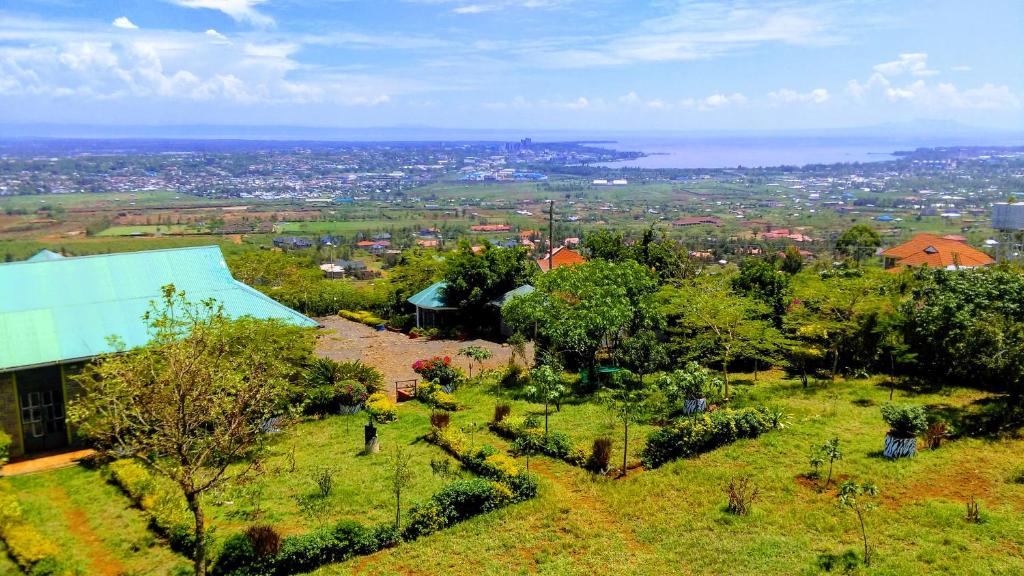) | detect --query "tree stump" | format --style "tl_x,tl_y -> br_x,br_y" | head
364,422 -> 380,455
